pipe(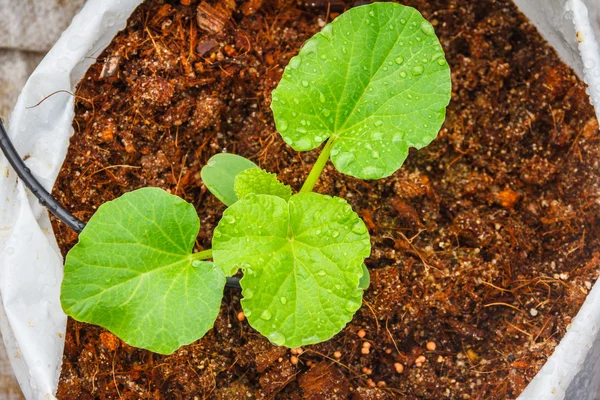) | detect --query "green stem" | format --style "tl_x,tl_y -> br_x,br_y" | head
193,249 -> 213,260
300,138 -> 335,193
